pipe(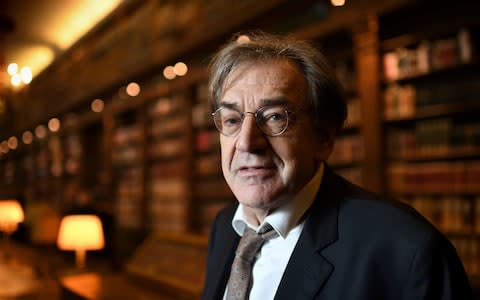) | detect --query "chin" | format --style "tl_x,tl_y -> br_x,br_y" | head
233,186 -> 285,210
